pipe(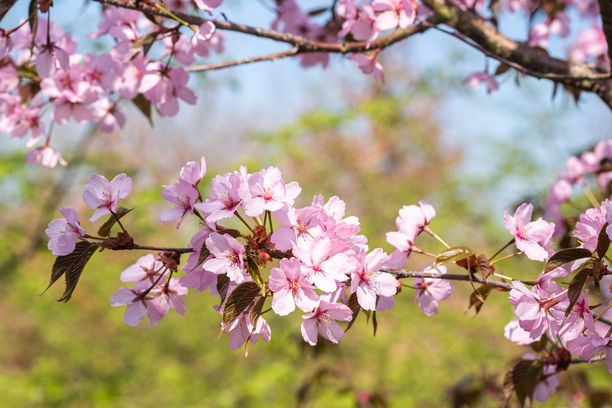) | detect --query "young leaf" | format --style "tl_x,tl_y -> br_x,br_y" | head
372,311 -> 378,336
544,248 -> 592,273
0,0 -> 18,22
468,284 -> 494,314
565,267 -> 592,317
132,94 -> 153,126
222,281 -> 261,326
503,359 -> 539,406
345,292 -> 361,332
436,246 -> 473,265
248,295 -> 265,326
97,207 -> 133,237
55,242 -> 98,302
216,274 -> 230,305
45,241 -> 97,294
197,242 -> 211,267
474,254 -> 492,280
596,223 -> 610,259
